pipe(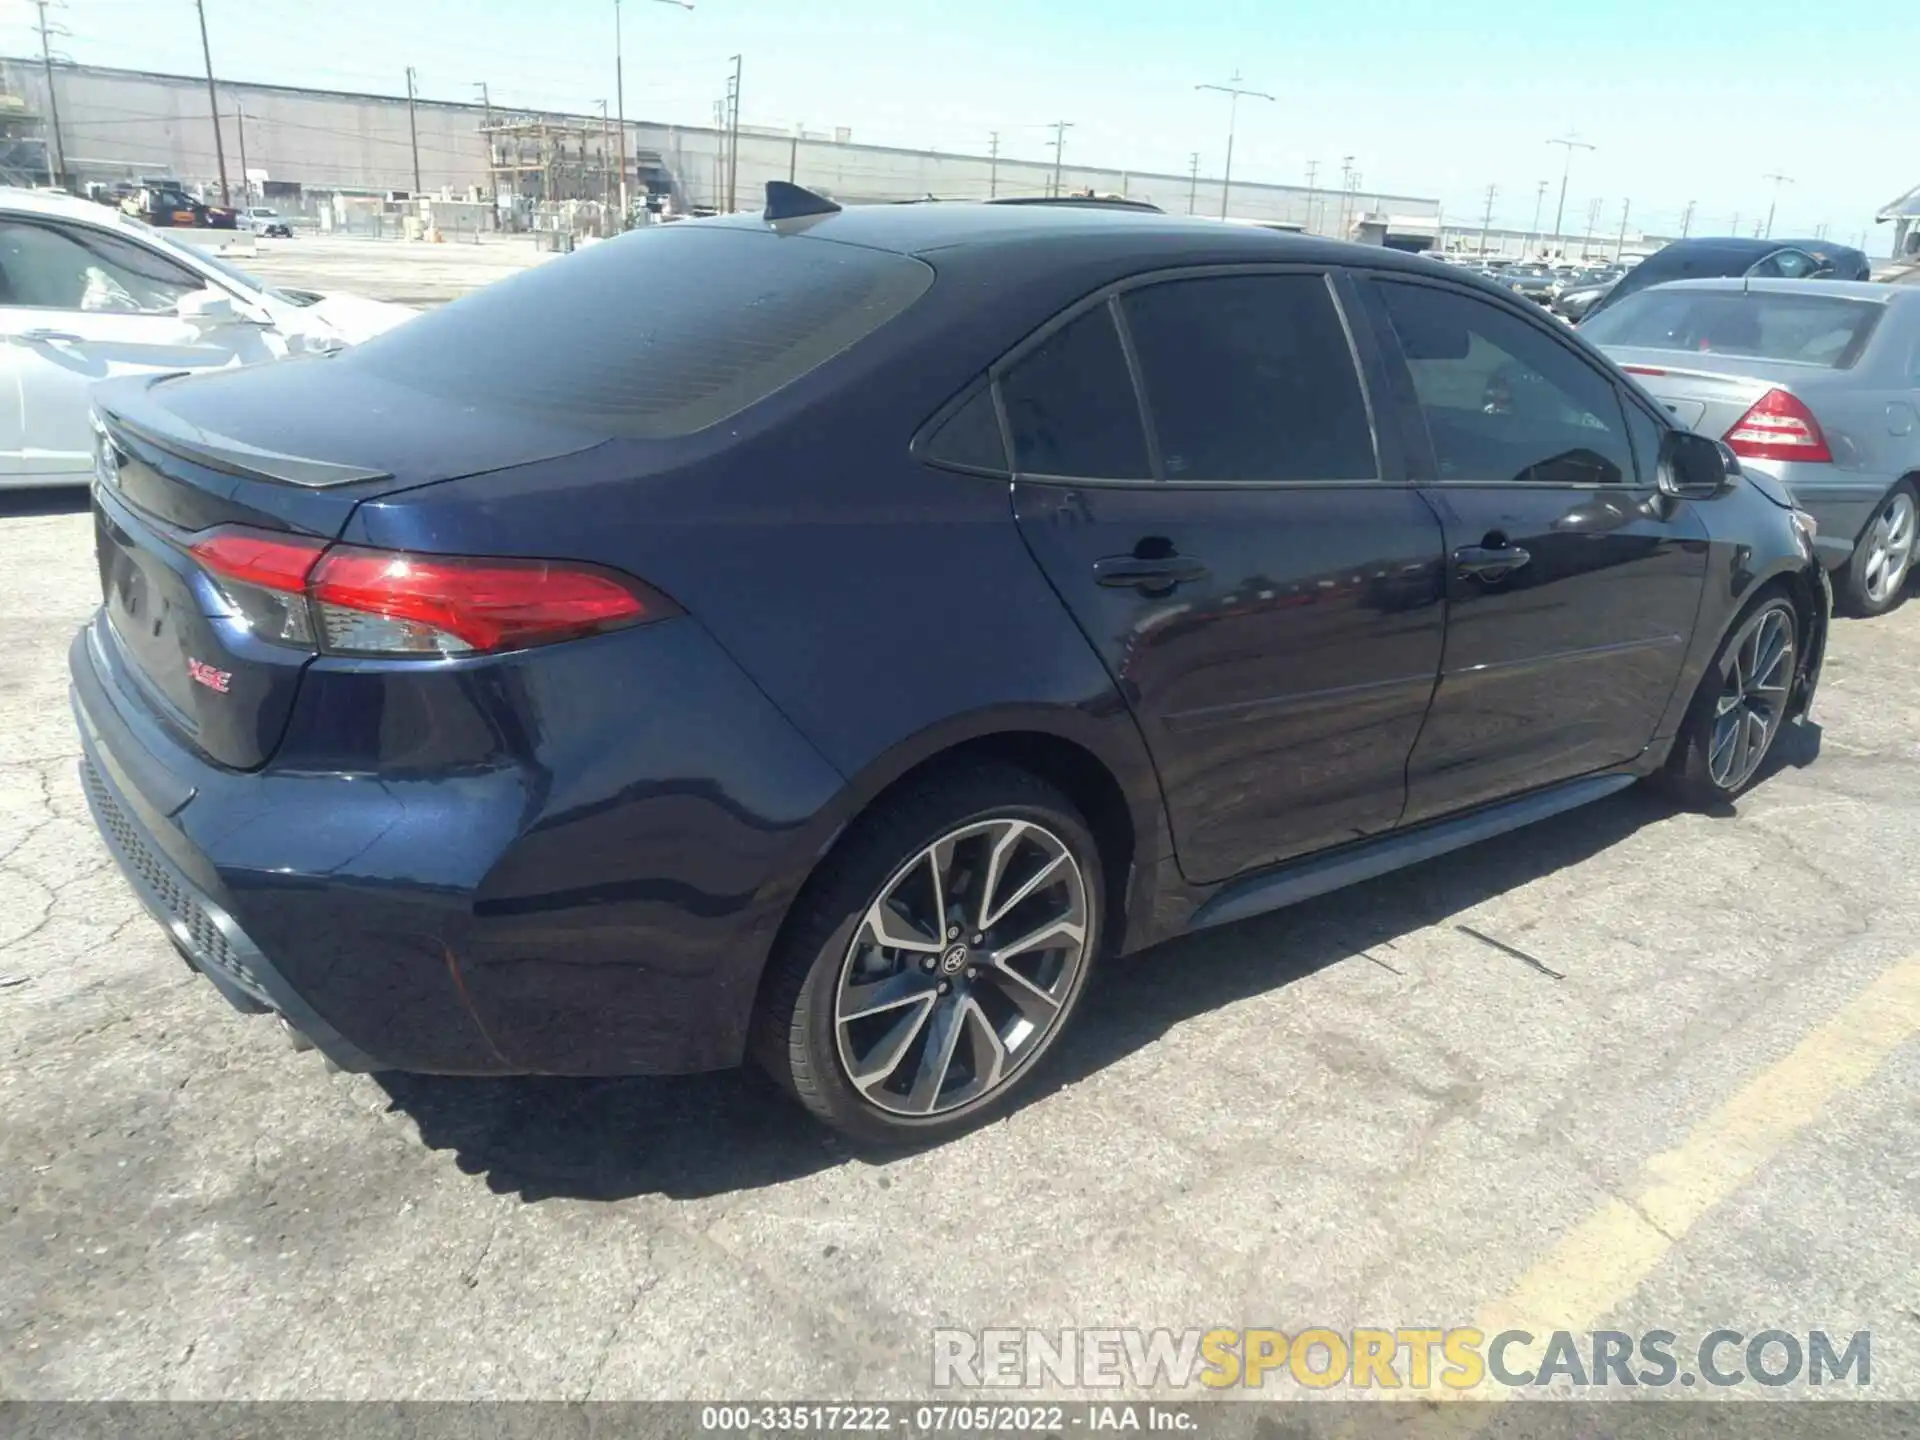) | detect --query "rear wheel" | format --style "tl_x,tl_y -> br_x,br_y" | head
1662,593 -> 1800,806
1838,481 -> 1916,617
751,765 -> 1101,1145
